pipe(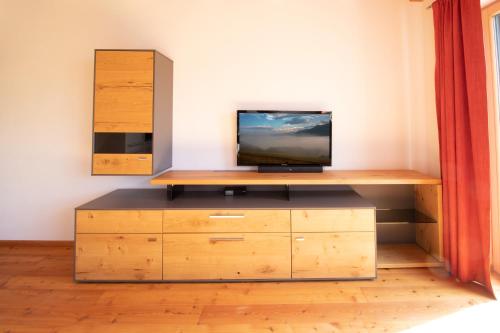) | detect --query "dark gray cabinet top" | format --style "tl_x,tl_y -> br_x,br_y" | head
76,189 -> 375,210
